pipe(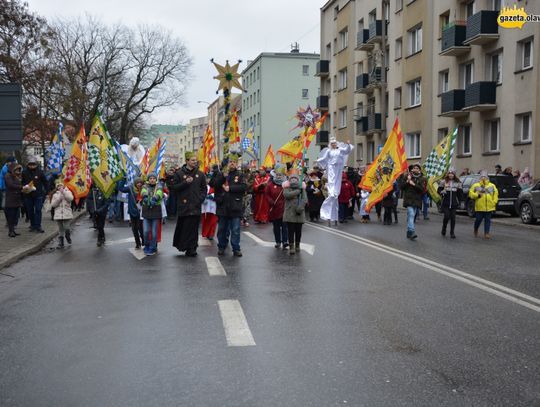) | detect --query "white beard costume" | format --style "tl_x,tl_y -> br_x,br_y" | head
316,142 -> 354,221
121,137 -> 145,166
